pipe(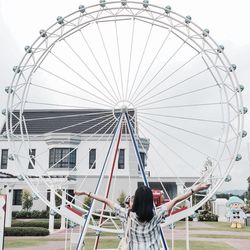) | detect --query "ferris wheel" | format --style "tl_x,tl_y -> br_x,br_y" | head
4,0 -> 247,249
